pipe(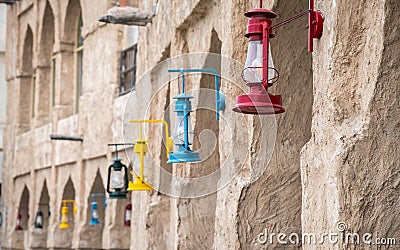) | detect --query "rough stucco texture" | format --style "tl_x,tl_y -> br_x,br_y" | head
301,0 -> 400,249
